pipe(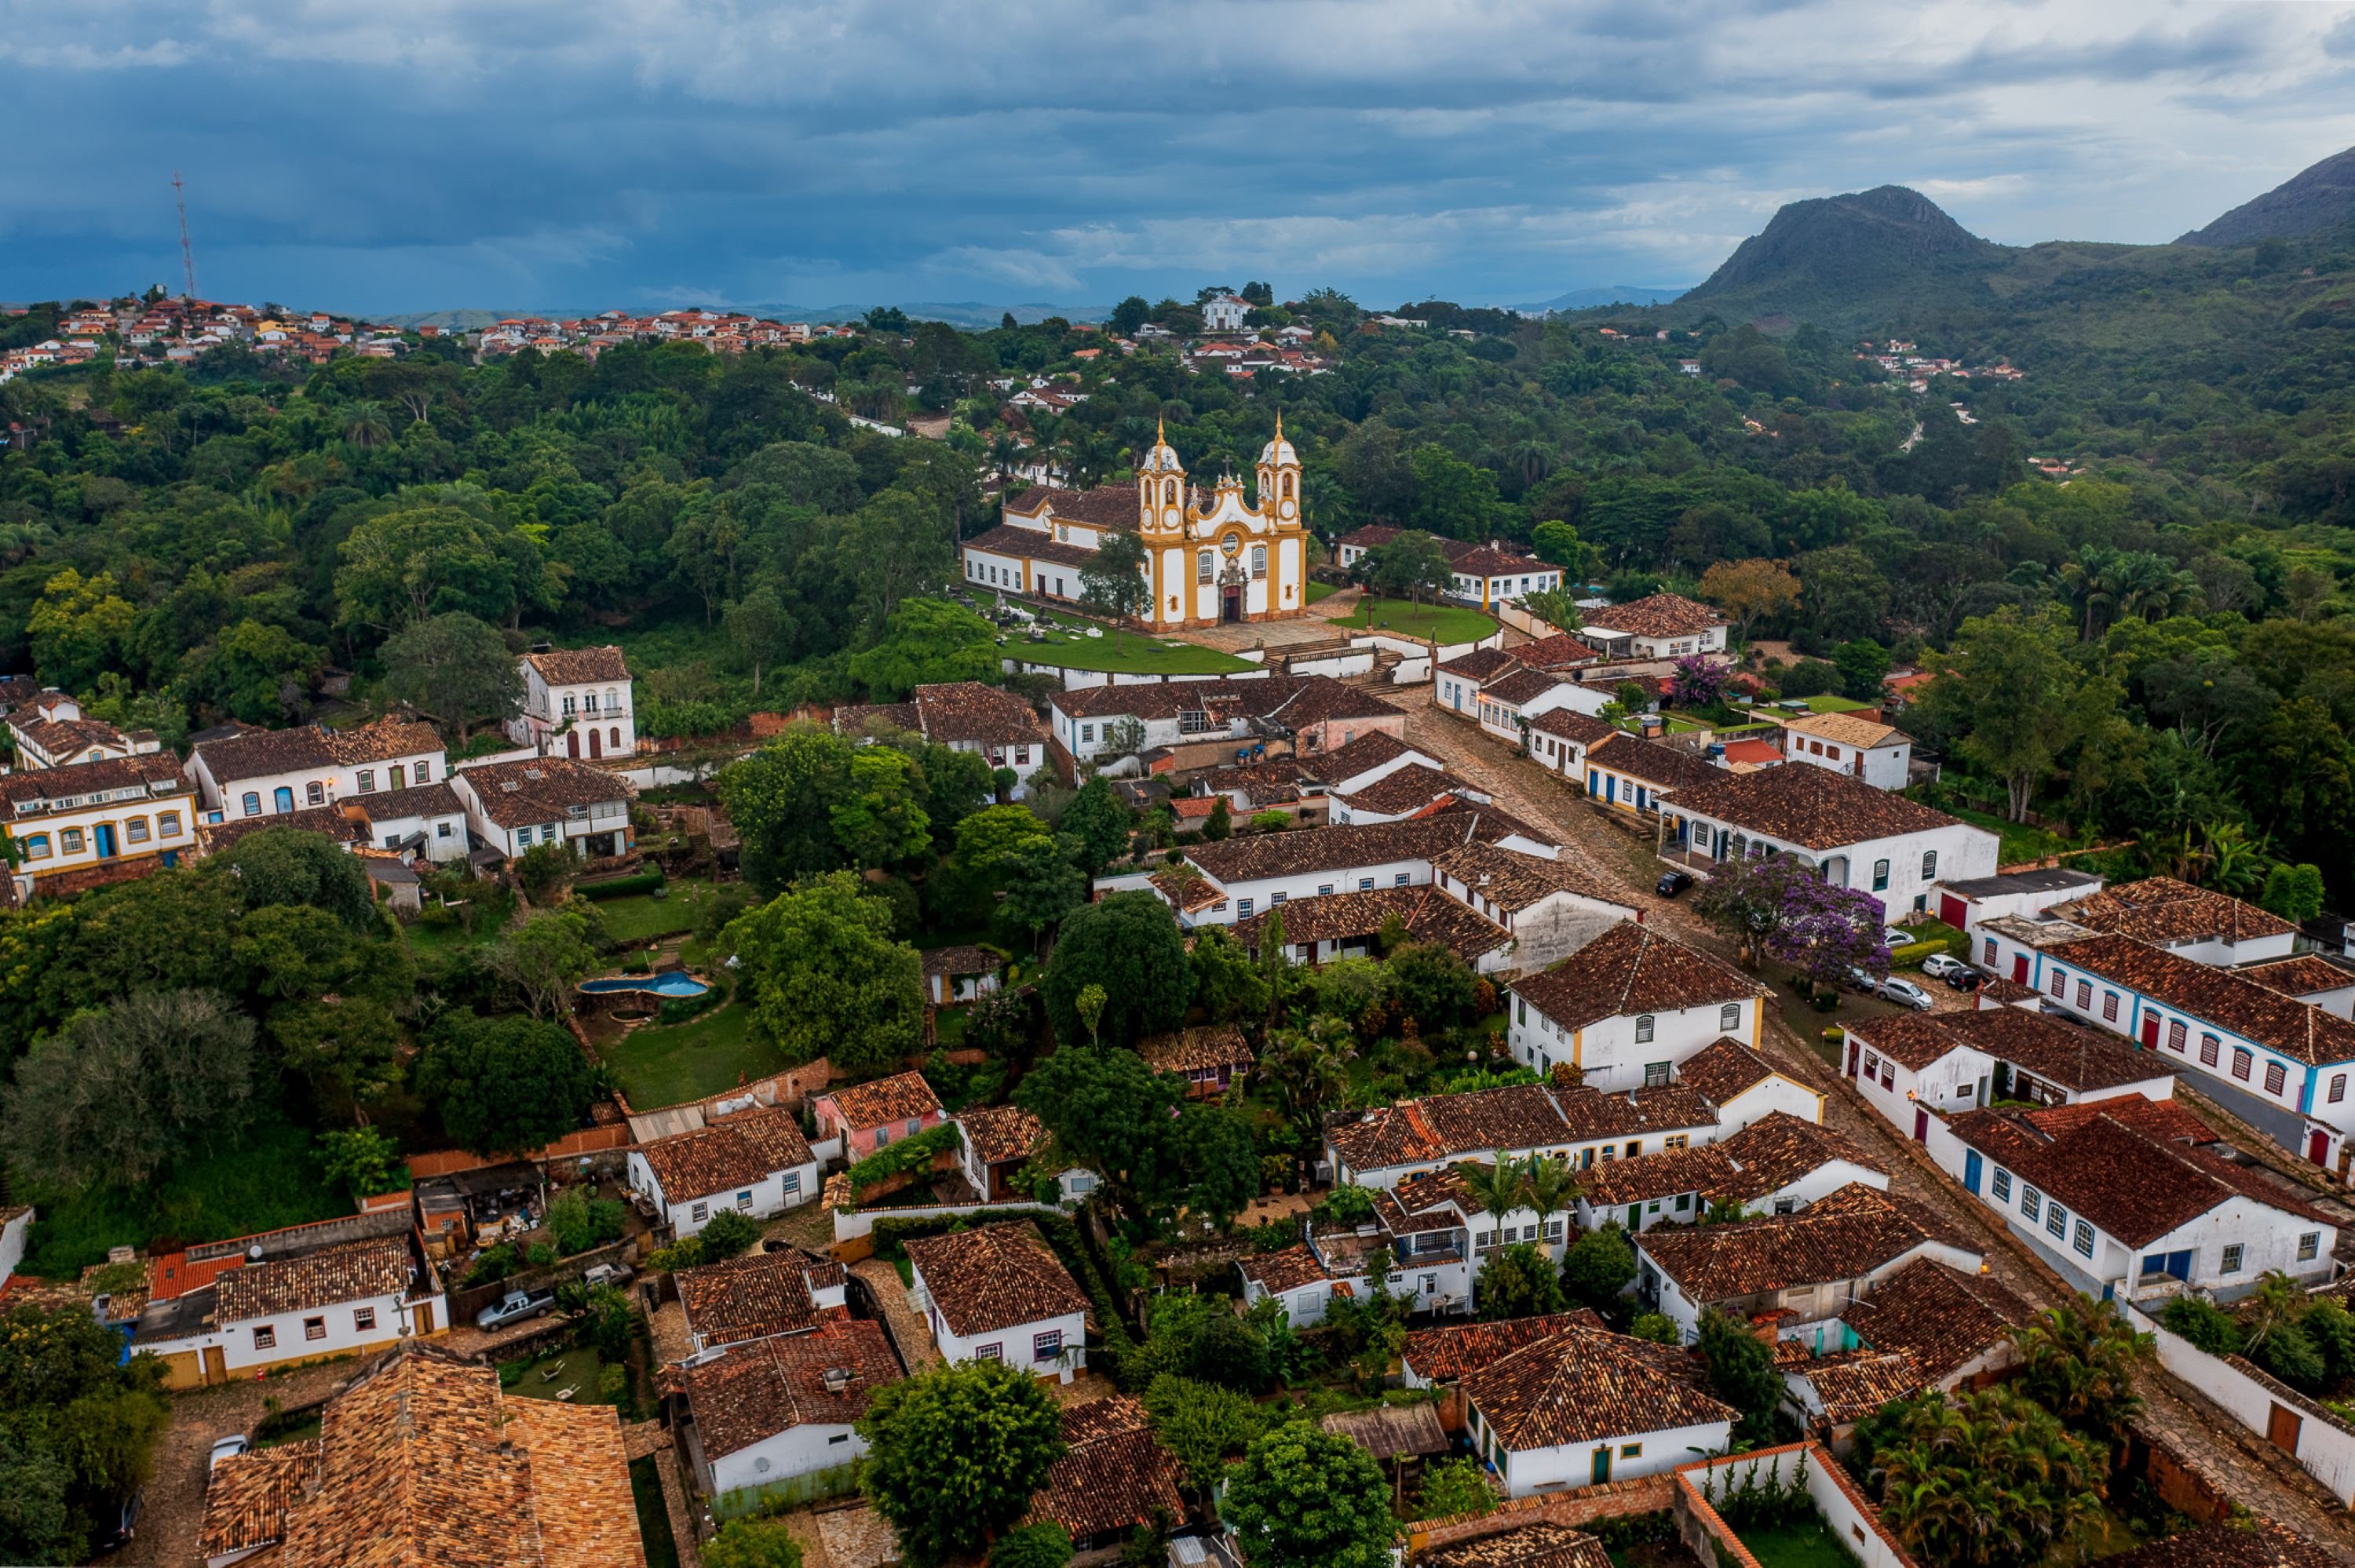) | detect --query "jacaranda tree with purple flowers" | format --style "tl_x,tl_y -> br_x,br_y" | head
1692,853 -> 1889,989
1668,654 -> 1729,711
